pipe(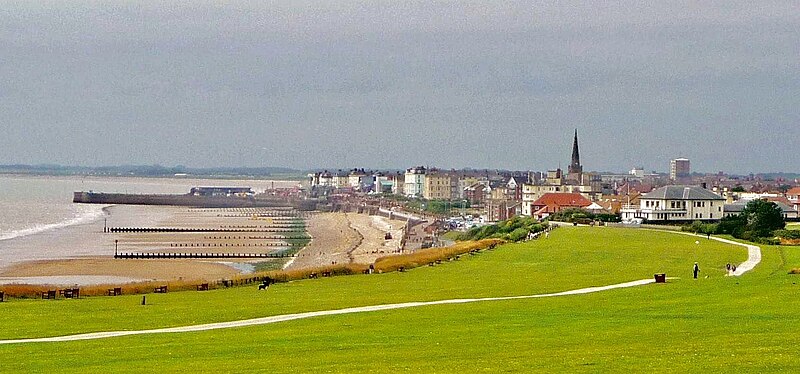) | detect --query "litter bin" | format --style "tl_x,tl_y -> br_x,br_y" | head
654,273 -> 666,283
